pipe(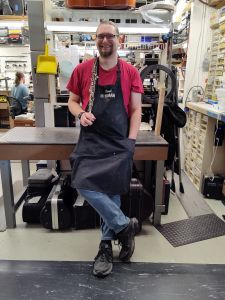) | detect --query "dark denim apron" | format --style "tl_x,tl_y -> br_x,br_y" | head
70,59 -> 135,195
